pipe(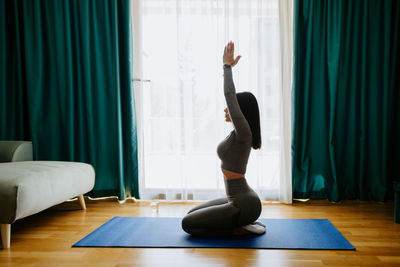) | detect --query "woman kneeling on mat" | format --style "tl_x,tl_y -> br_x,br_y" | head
182,41 -> 265,236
